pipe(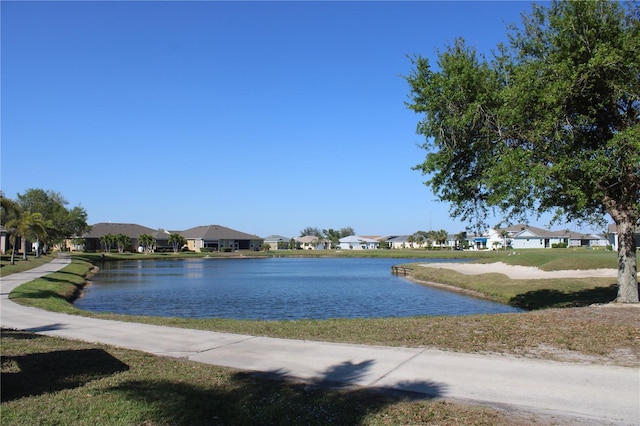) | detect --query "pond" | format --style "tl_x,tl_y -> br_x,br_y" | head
76,257 -> 522,320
